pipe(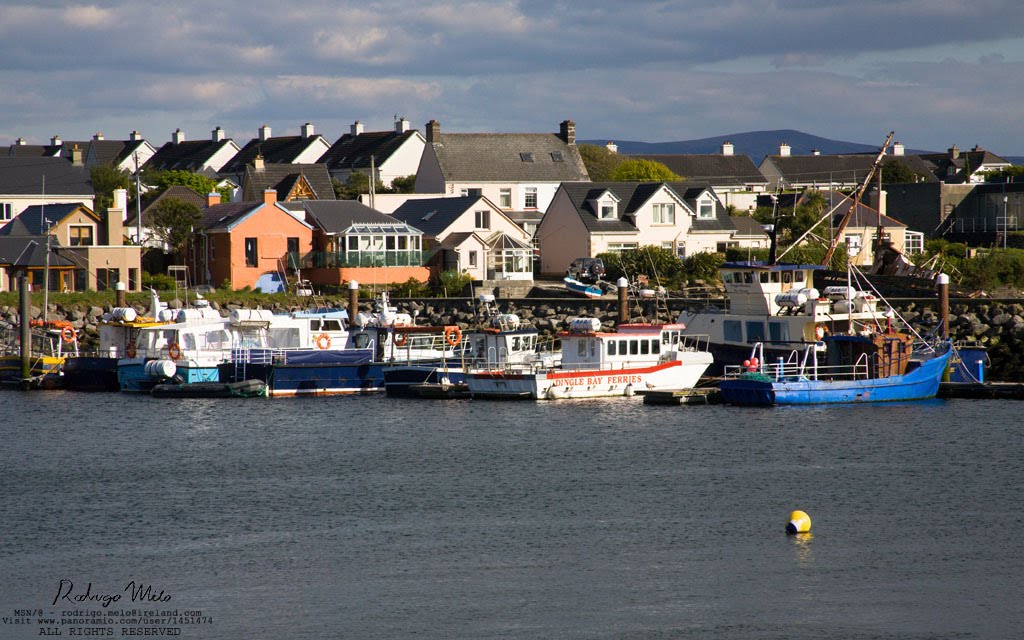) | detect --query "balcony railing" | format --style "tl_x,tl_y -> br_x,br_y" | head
301,250 -> 428,269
